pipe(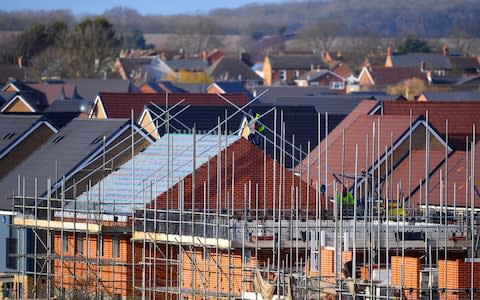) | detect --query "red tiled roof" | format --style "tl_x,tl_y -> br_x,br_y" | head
151,139 -> 319,213
381,101 -> 480,150
298,99 -> 379,173
393,150 -> 447,206
417,143 -> 480,207
368,67 -> 427,86
300,114 -> 415,199
97,92 -> 249,119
